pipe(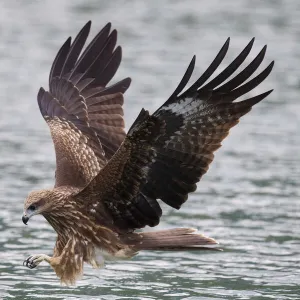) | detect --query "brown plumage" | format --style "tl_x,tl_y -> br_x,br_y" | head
22,21 -> 274,285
